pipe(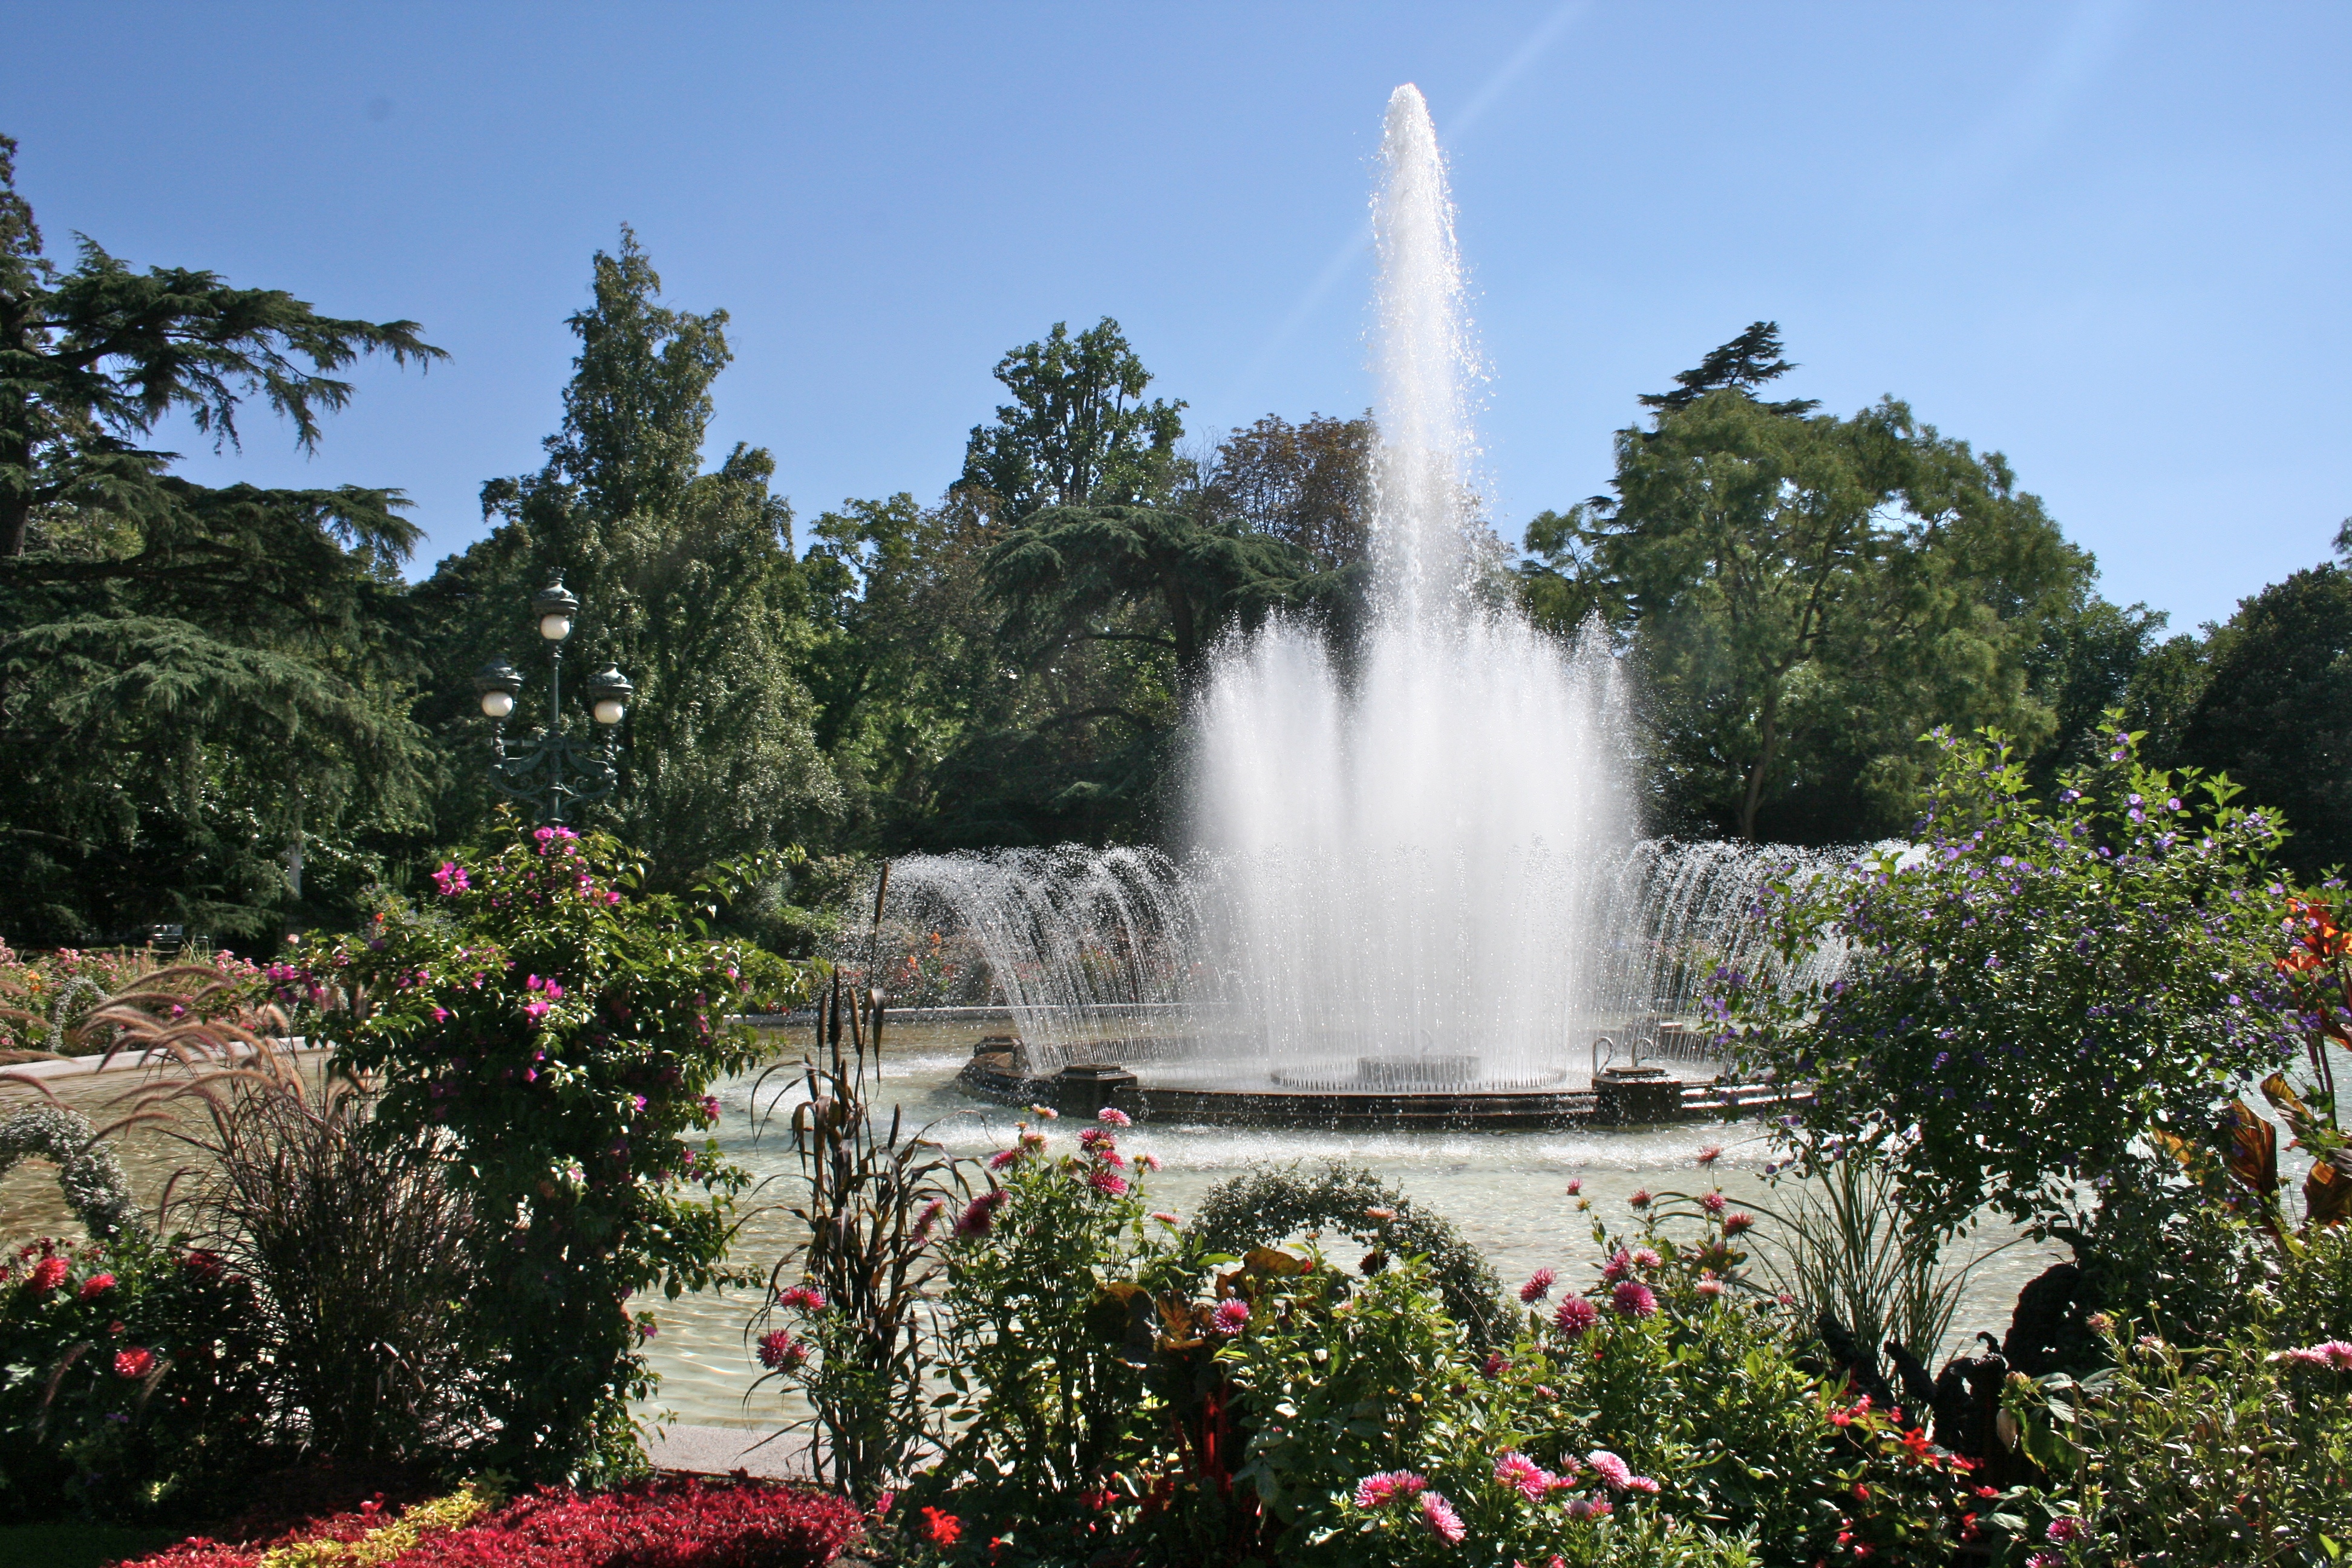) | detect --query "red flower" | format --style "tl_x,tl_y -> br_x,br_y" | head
27,1256 -> 67,1295
78,1272 -> 116,1299
923,1506 -> 964,1546
114,1347 -> 155,1380
1899,1426 -> 1933,1462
